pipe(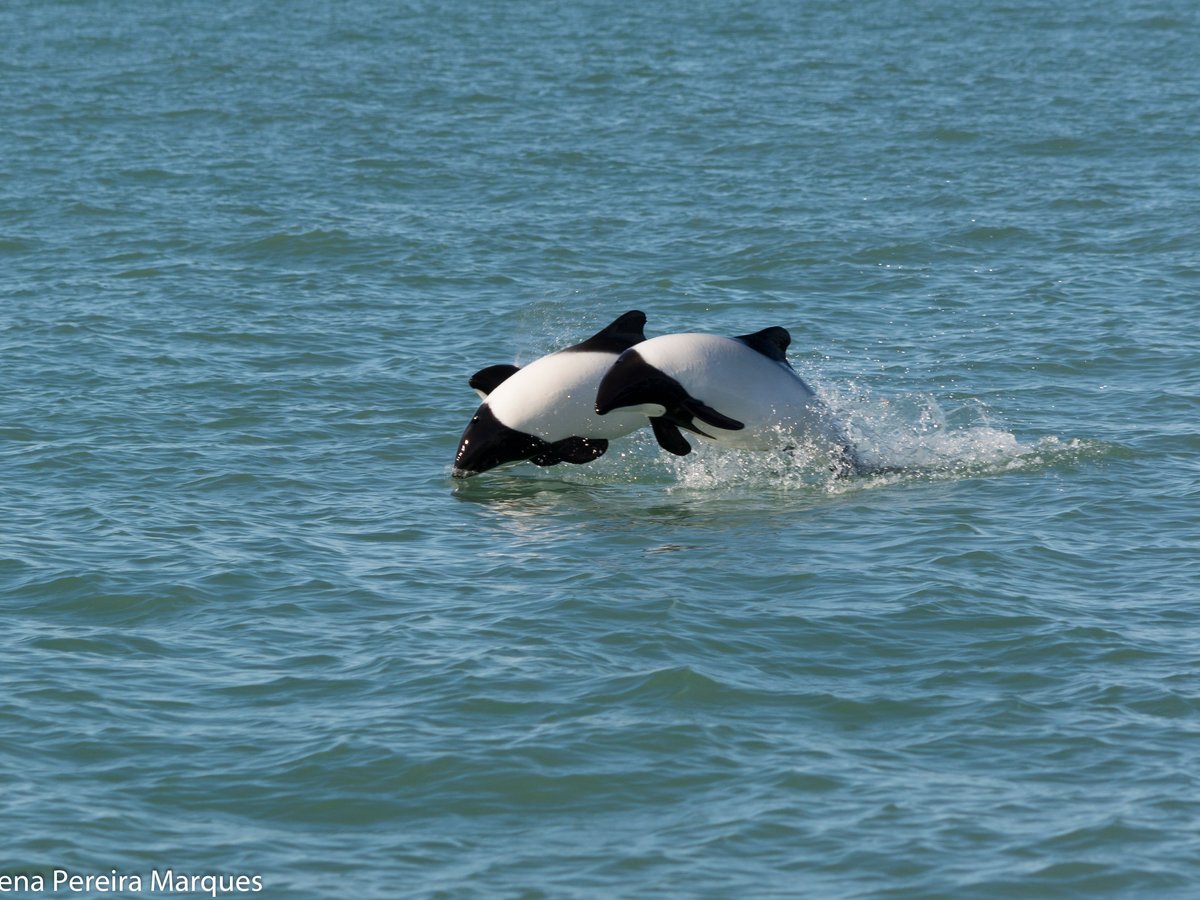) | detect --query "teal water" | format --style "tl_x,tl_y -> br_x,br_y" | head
3,0 -> 1199,897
